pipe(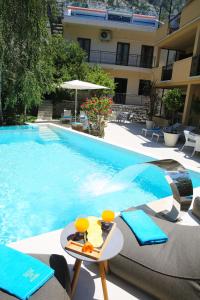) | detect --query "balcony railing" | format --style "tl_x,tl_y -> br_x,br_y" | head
89,50 -> 155,68
161,64 -> 173,81
190,55 -> 200,76
168,12 -> 181,34
113,93 -> 149,106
